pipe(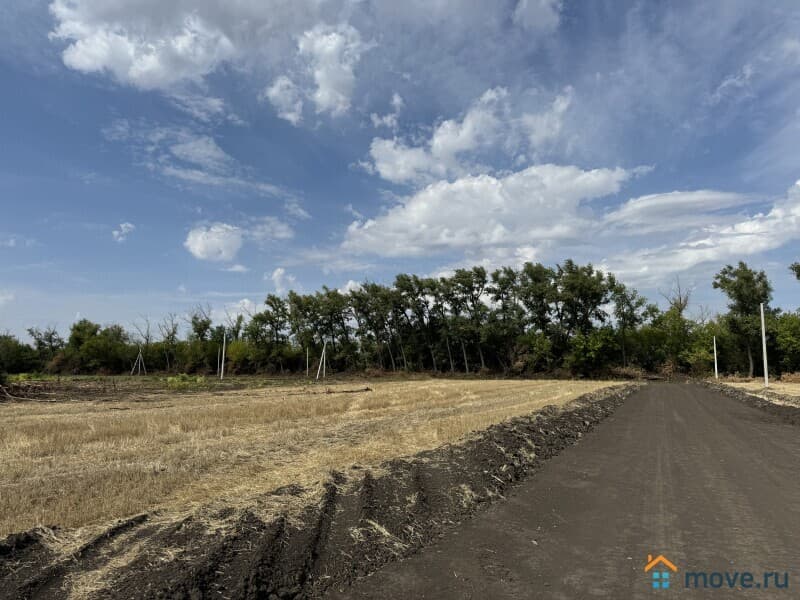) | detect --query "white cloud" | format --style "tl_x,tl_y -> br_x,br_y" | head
285,198 -> 311,220
50,7 -> 236,90
169,135 -> 232,172
269,267 -> 297,295
184,223 -> 243,262
112,222 -> 135,243
604,190 -> 754,234
603,182 -> 800,286
211,298 -> 258,324
521,86 -> 573,152
343,163 -> 633,257
262,75 -> 304,125
297,23 -> 366,116
224,264 -> 250,273
183,216 -> 294,263
338,279 -> 362,294
368,88 -> 507,184
370,93 -> 404,131
167,93 -> 242,124
708,64 -> 755,106
103,119 -> 291,198
512,0 -> 562,34
248,216 -> 294,242
366,87 -> 577,185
